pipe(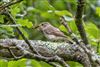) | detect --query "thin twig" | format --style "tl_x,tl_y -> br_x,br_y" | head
96,42 -> 100,53
60,16 -> 80,44
0,24 -> 21,27
3,8 -> 39,55
8,48 -> 24,60
60,16 -> 72,34
0,0 -> 22,11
